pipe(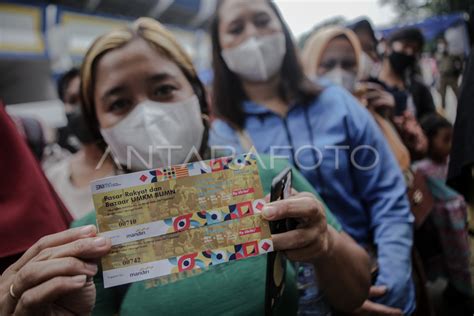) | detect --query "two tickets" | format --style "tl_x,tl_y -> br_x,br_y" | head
91,154 -> 274,288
